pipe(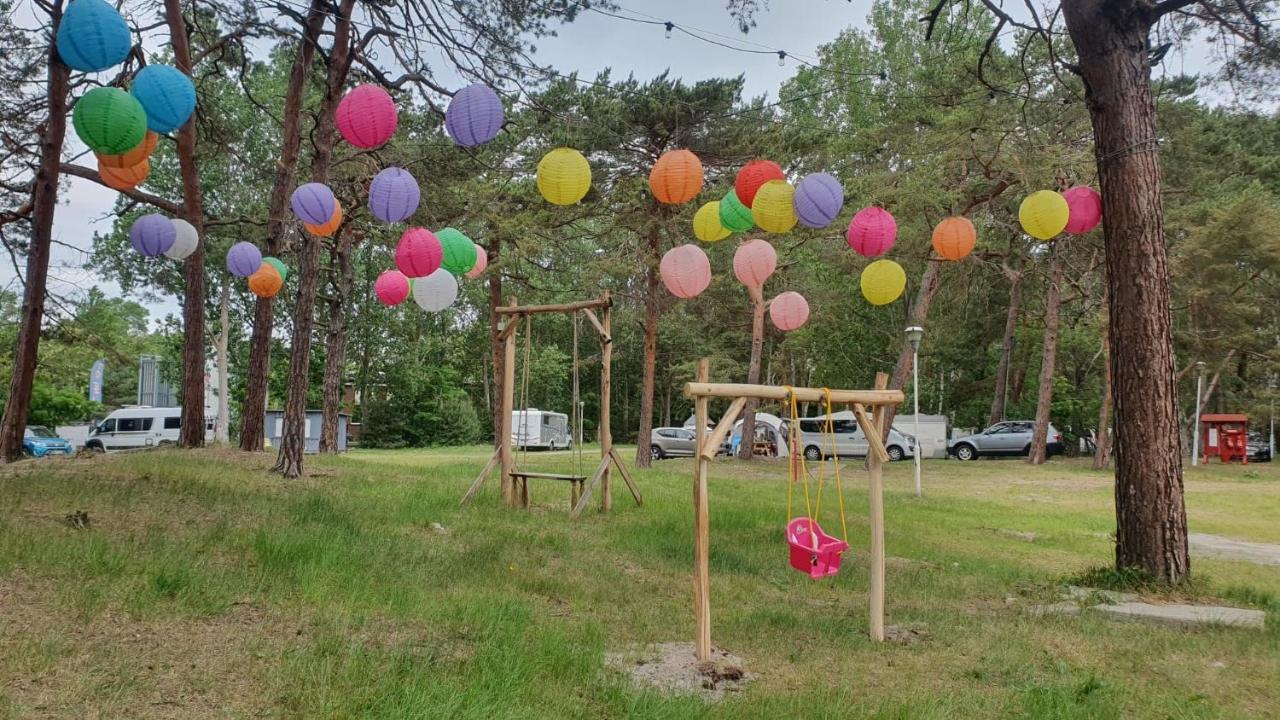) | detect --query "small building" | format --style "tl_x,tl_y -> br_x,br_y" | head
1200,413 -> 1249,464
264,410 -> 349,454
